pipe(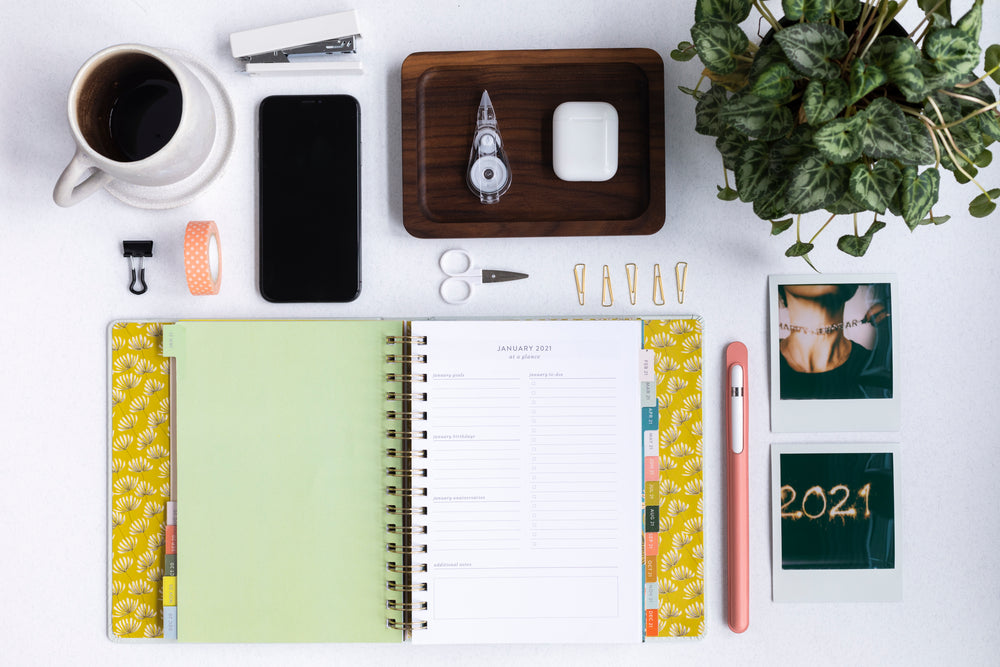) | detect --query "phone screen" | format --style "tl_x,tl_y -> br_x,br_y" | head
259,95 -> 360,302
